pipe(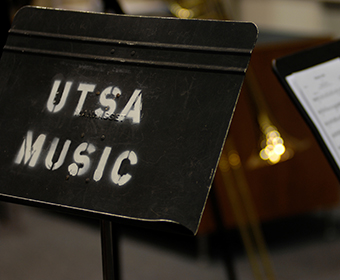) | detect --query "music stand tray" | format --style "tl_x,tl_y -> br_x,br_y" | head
0,6 -> 258,235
